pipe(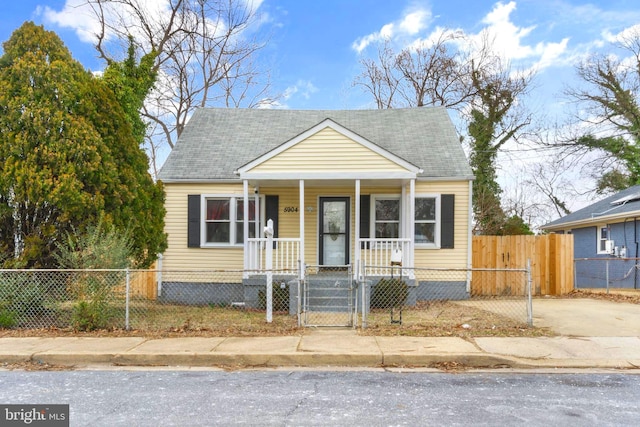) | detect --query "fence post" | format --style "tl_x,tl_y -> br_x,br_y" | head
265,219 -> 273,323
526,259 -> 533,327
296,259 -> 302,327
157,253 -> 163,297
606,259 -> 610,294
125,268 -> 130,330
362,262 -> 367,329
